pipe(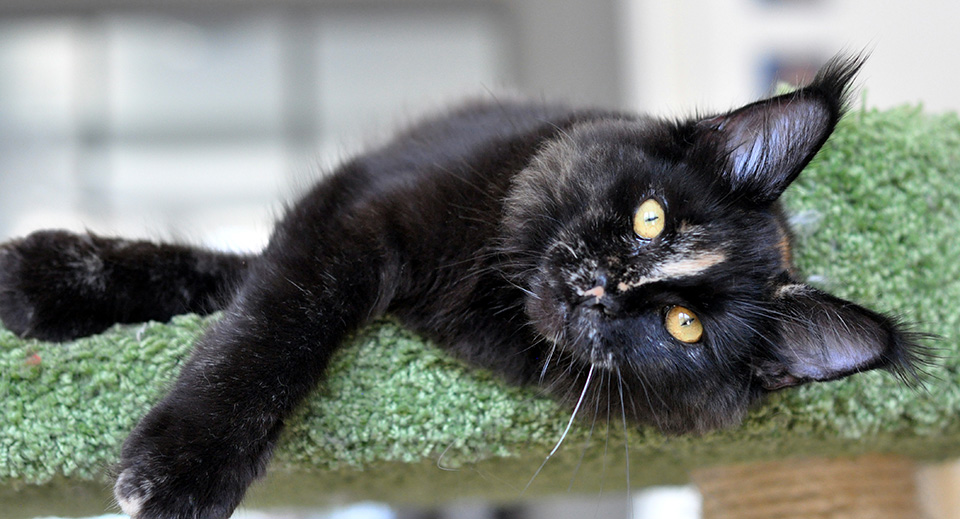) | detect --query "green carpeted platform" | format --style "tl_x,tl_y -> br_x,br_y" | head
2,104 -> 959,518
